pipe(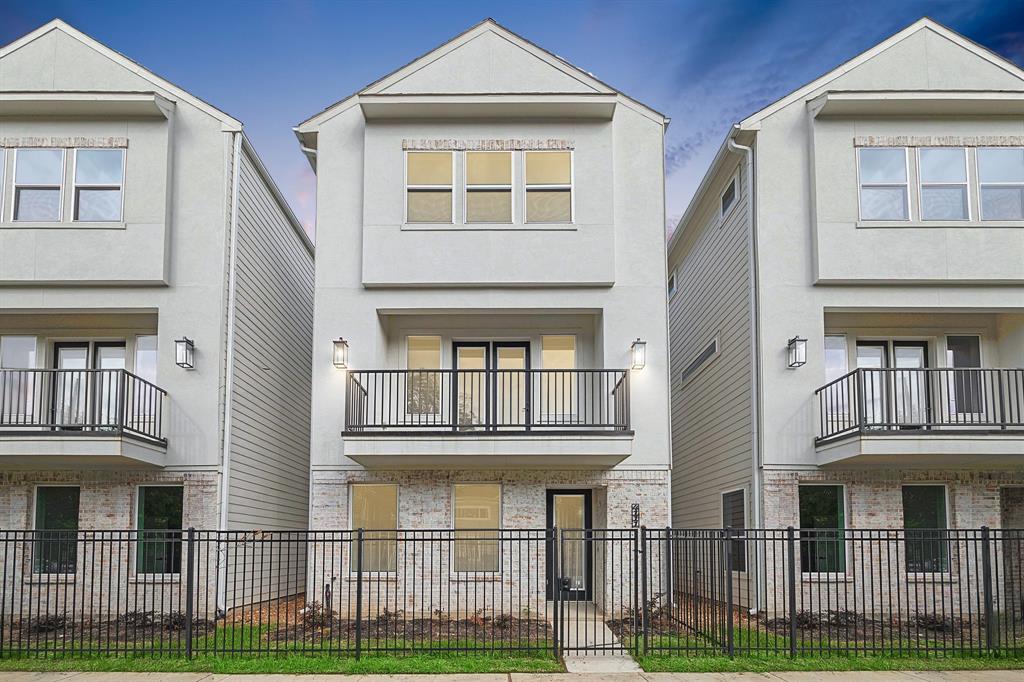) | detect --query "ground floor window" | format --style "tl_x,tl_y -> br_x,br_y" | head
33,486 -> 80,574
351,483 -> 398,572
136,486 -> 184,574
902,485 -> 949,572
799,485 -> 846,573
722,489 -> 746,571
454,483 -> 501,572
